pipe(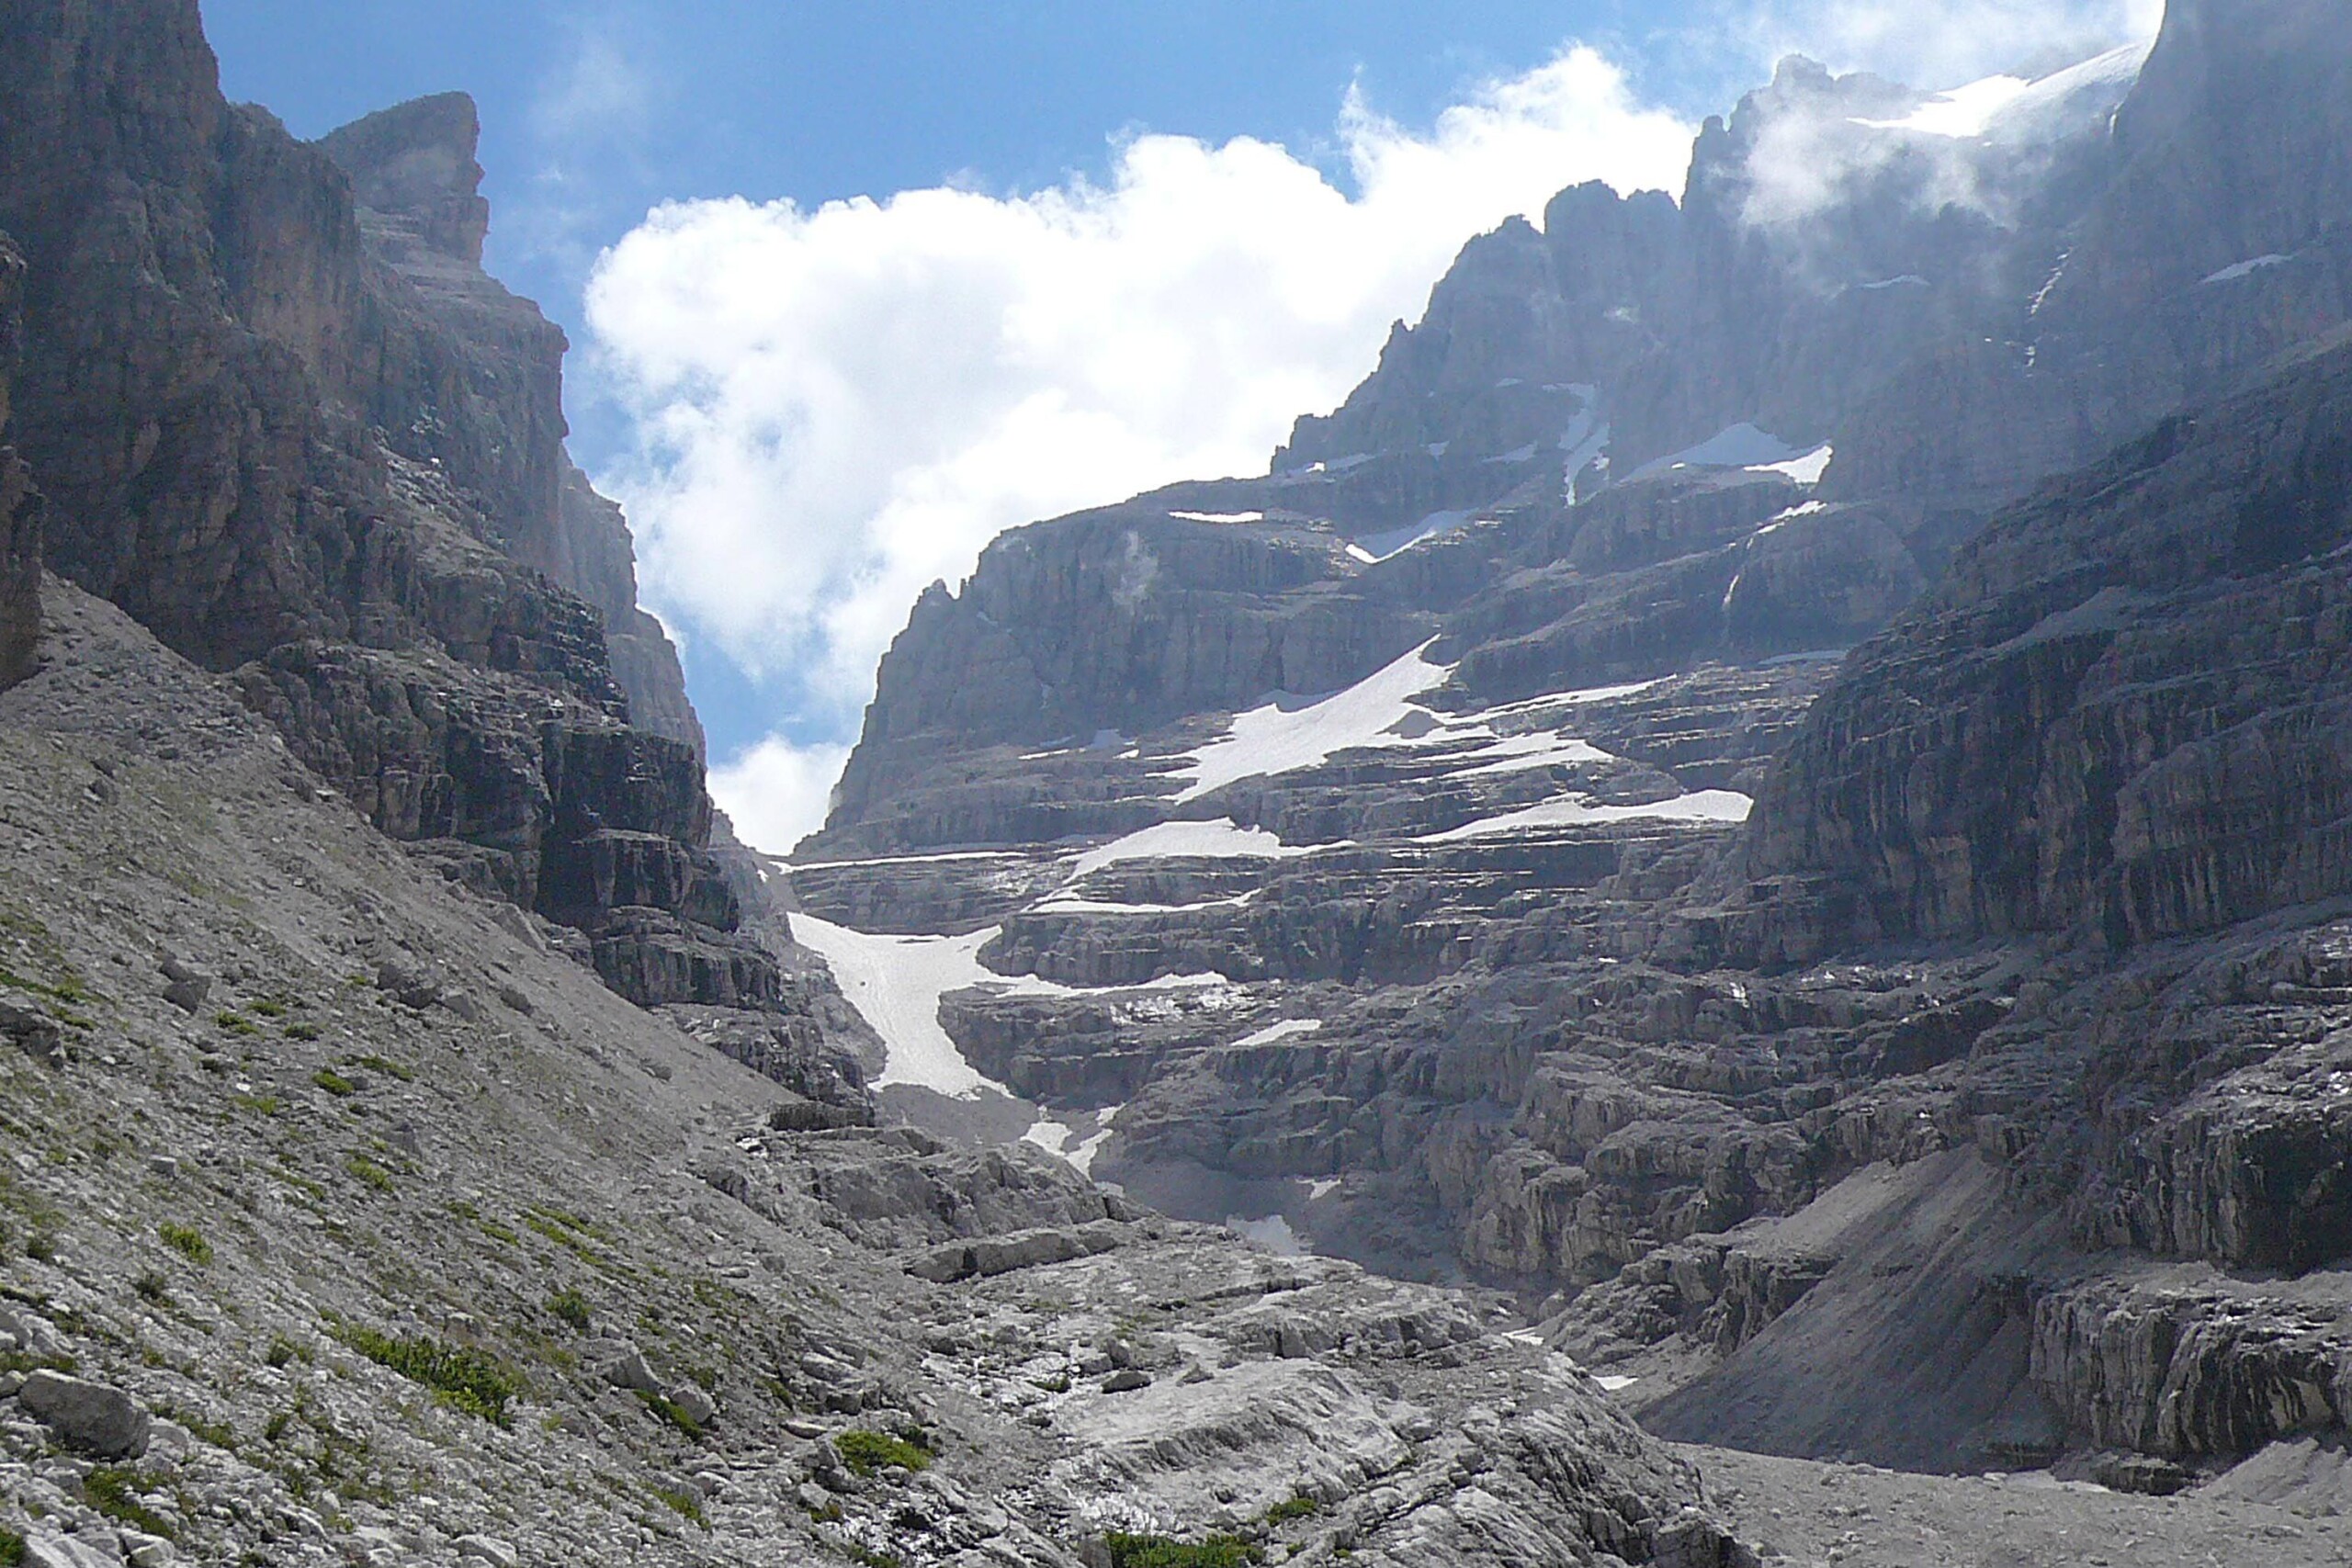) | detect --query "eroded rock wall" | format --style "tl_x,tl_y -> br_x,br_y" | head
0,0 -> 749,1007
0,233 -> 39,691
